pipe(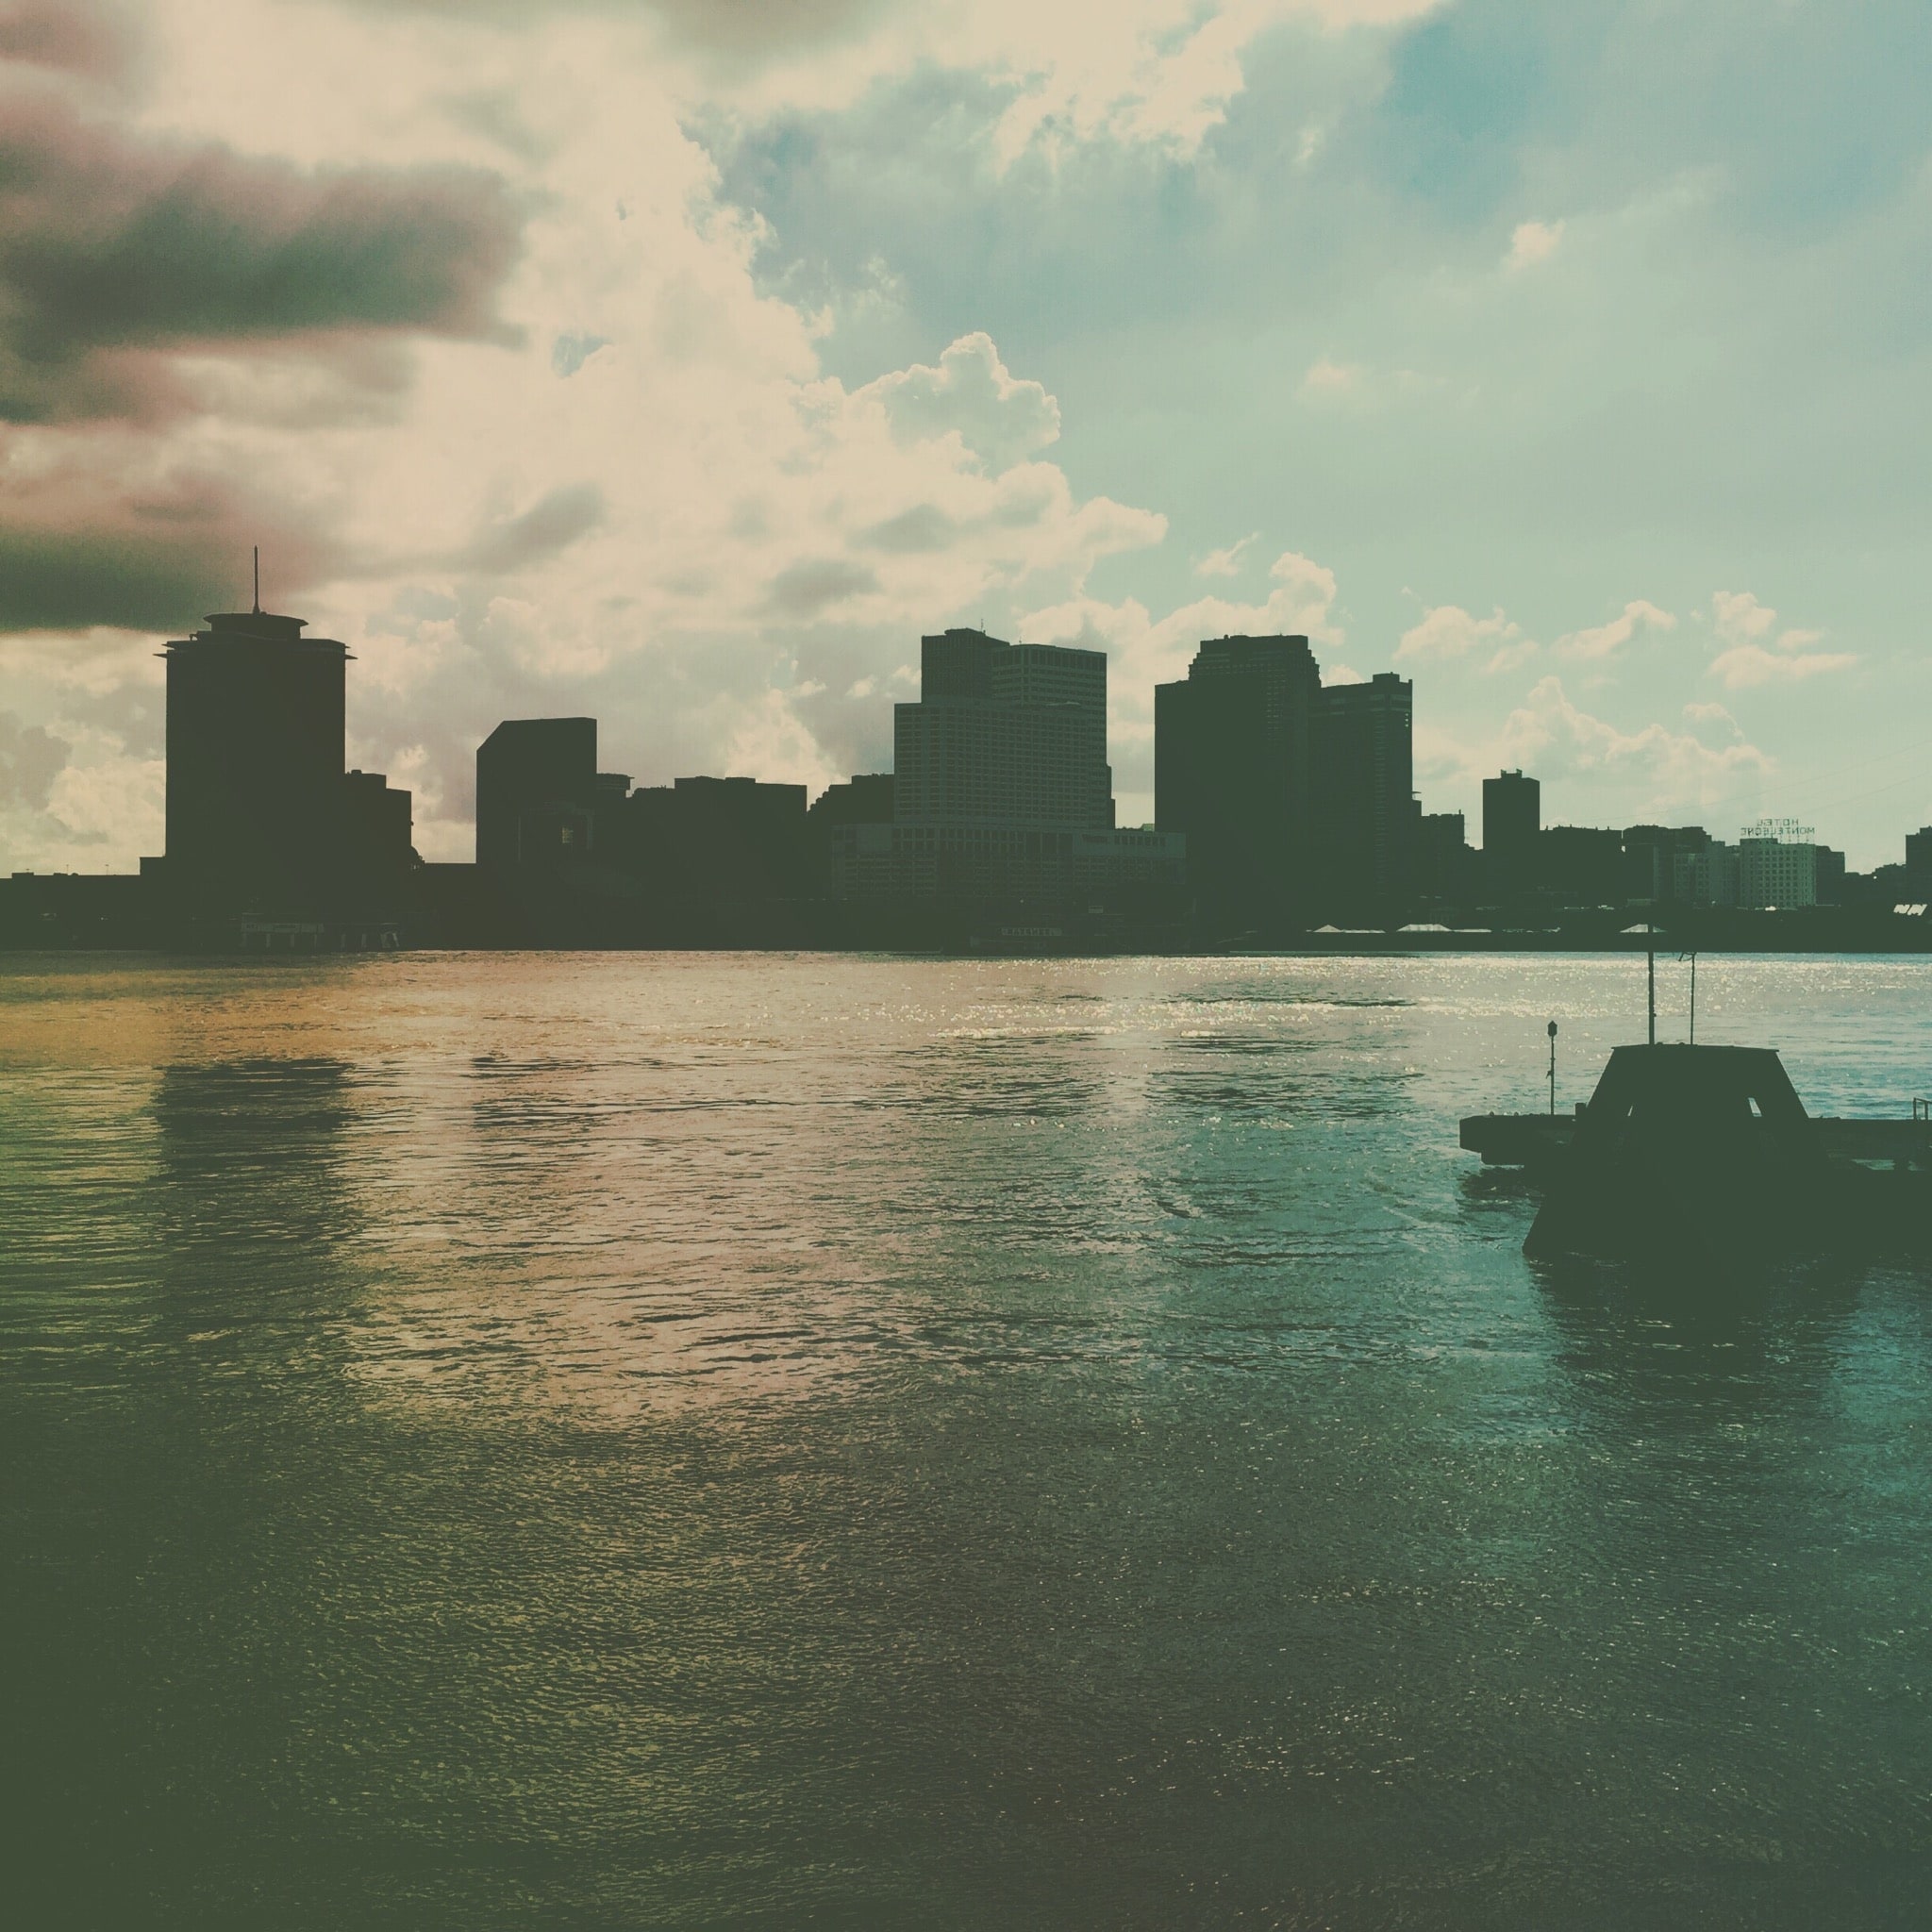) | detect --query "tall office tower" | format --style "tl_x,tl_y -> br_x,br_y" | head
1155,634 -> 1322,926
1313,671 -> 1414,915
163,605 -> 351,916
1482,769 -> 1541,895
893,629 -> 1112,830
475,718 -> 599,872
845,627 -> 1179,908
